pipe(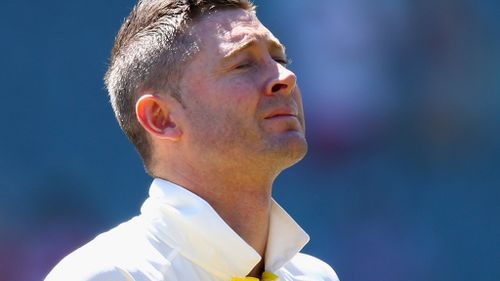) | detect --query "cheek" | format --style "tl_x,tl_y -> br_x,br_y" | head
217,77 -> 260,108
